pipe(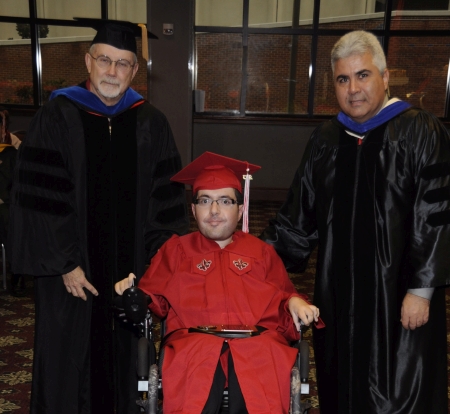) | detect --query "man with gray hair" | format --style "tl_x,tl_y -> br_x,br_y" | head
261,30 -> 449,413
8,18 -> 189,414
